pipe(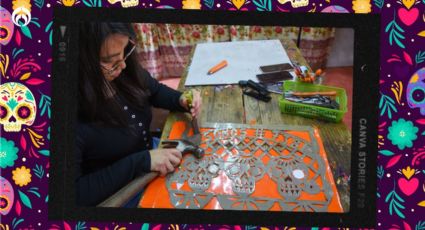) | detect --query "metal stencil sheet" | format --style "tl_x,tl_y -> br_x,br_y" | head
141,122 -> 342,212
